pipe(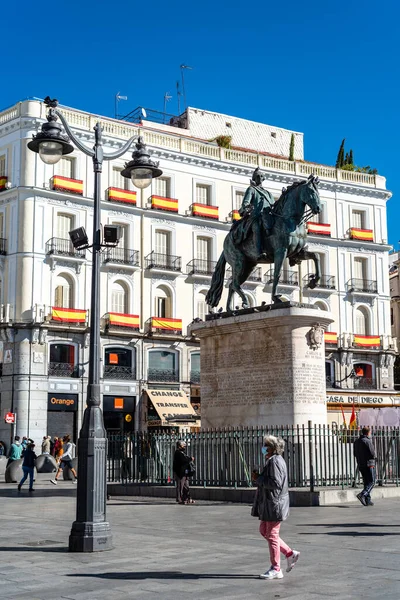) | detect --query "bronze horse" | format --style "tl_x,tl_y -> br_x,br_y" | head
206,175 -> 322,311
